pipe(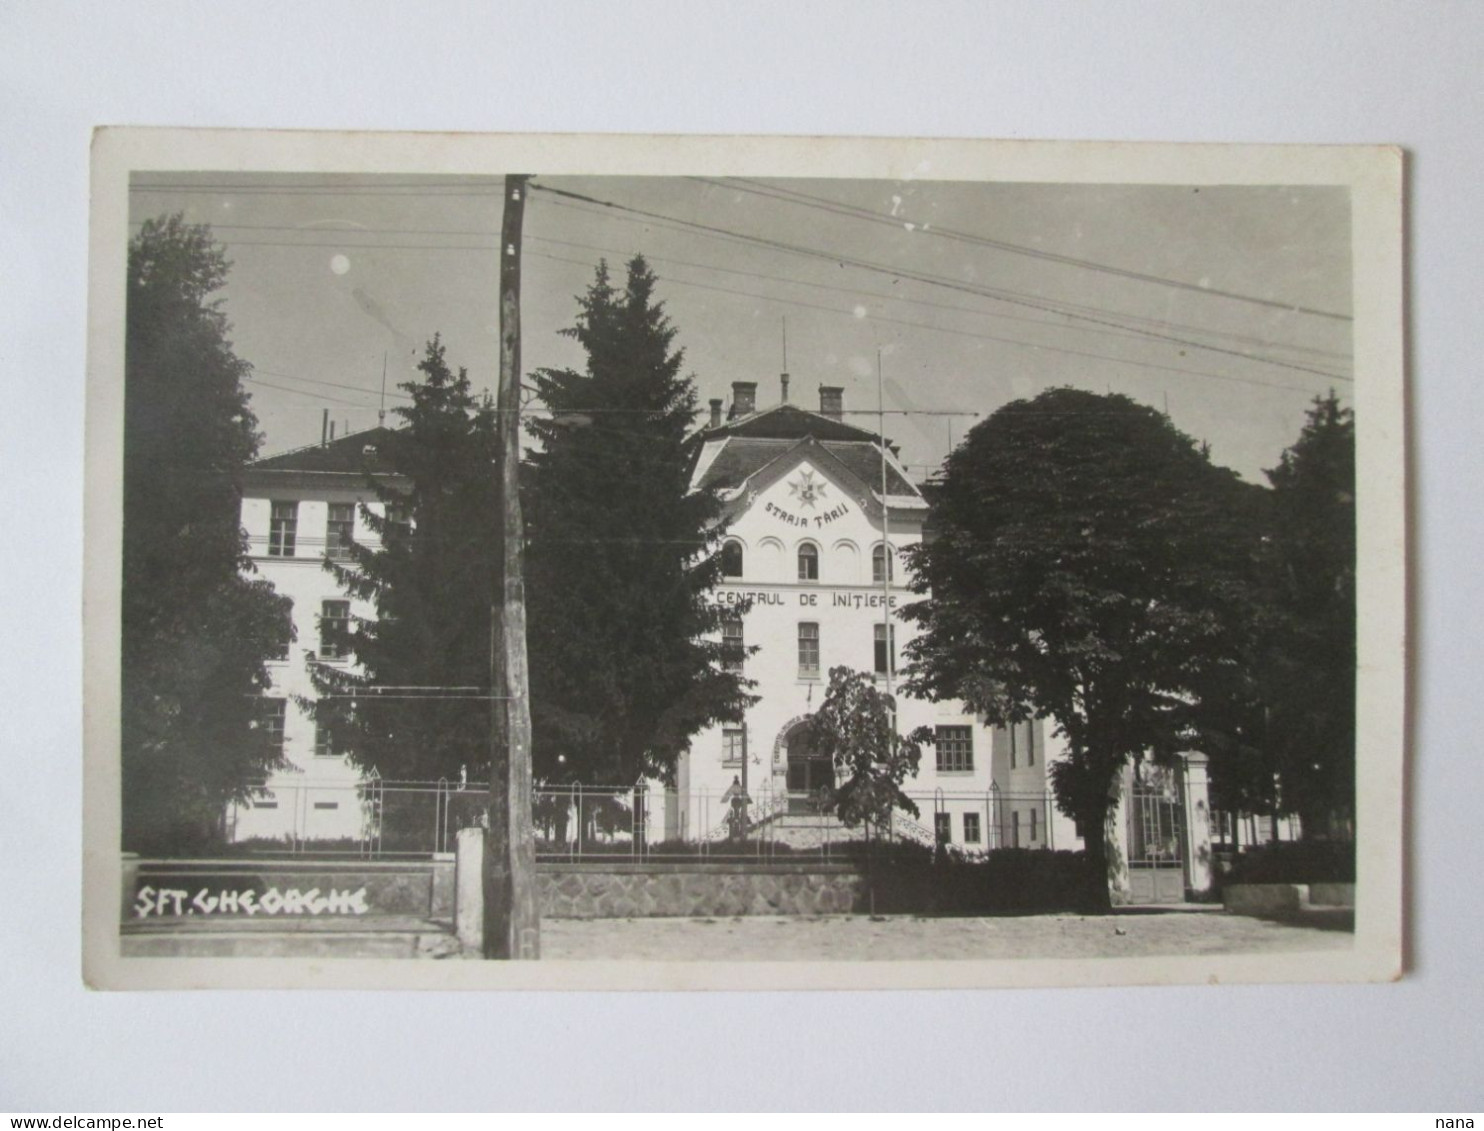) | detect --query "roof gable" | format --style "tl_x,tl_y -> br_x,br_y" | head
704,435 -> 924,526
